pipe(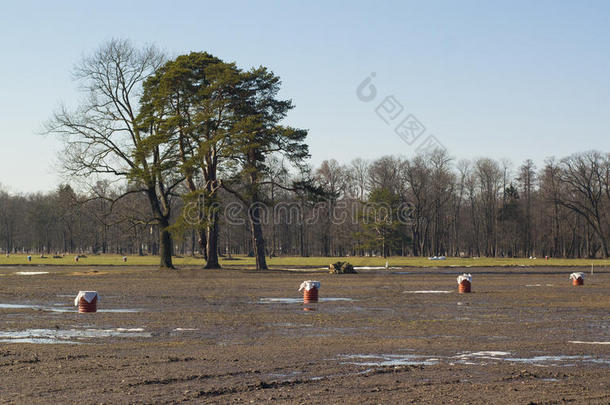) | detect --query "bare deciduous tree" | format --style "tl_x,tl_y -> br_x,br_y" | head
556,152 -> 610,258
46,39 -> 181,268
